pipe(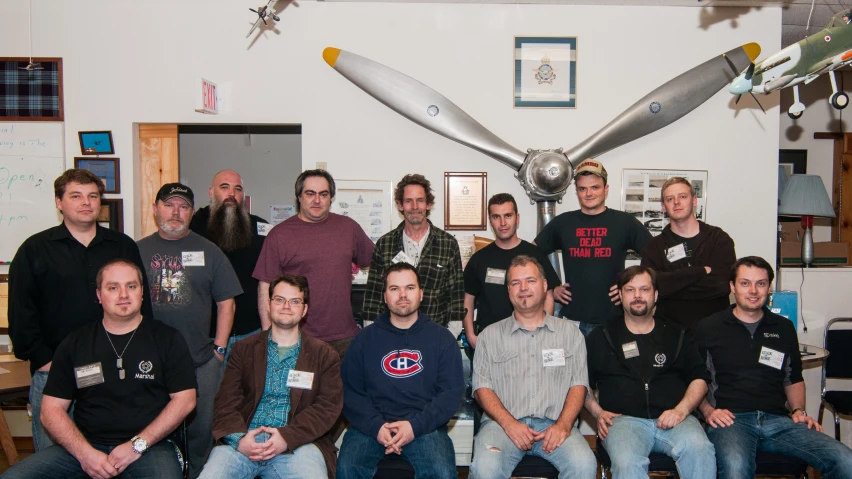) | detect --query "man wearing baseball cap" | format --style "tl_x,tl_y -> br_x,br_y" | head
534,159 -> 651,336
136,182 -> 243,478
